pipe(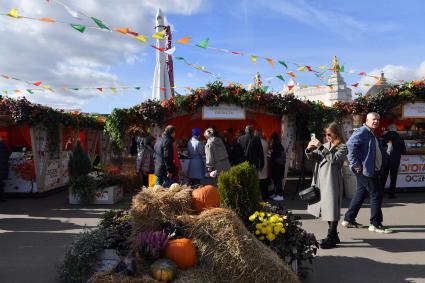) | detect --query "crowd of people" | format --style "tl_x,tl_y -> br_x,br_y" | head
133,124 -> 287,201
306,112 -> 405,250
